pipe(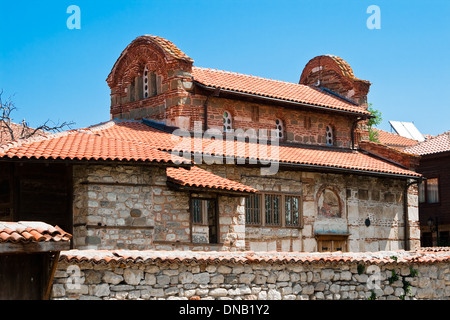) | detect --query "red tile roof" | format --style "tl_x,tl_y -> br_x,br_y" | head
373,128 -> 418,150
403,131 -> 450,156
97,120 -> 421,178
192,67 -> 370,116
0,124 -> 189,165
167,166 -> 257,194
0,221 -> 72,244
59,248 -> 450,265
0,120 -> 420,178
